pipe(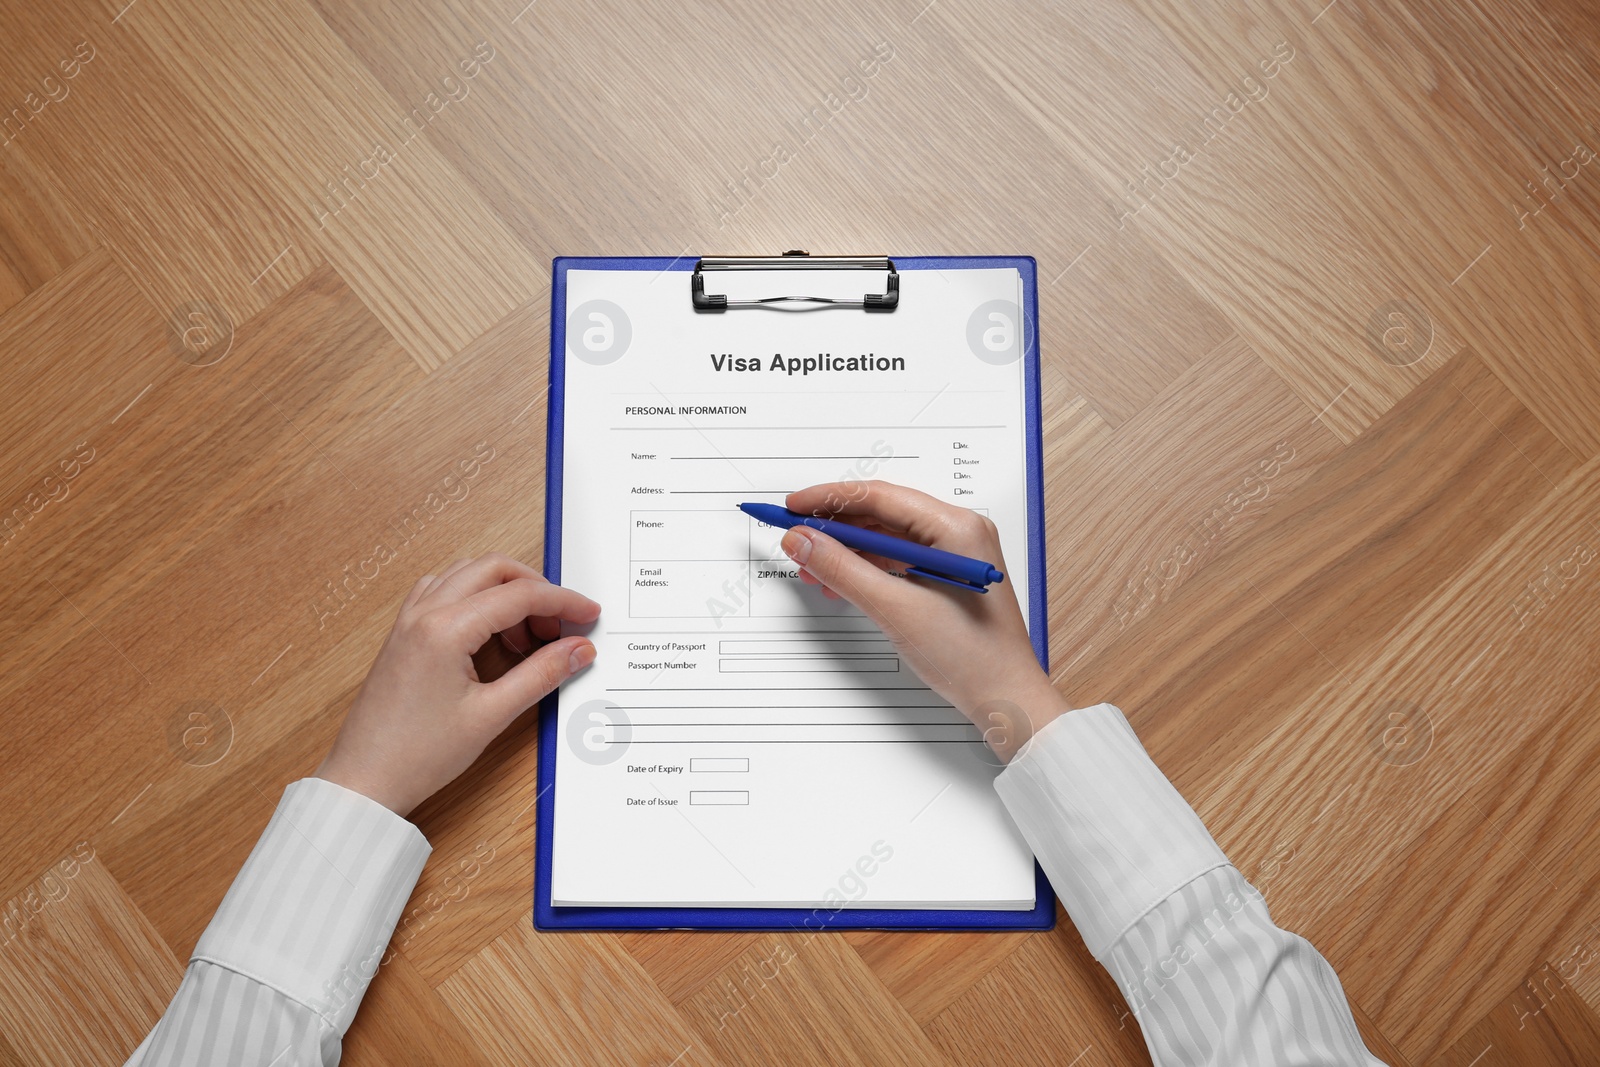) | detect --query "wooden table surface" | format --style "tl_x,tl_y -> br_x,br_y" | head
4,0 -> 1600,1063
